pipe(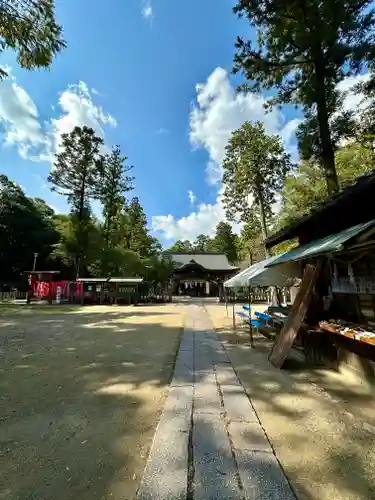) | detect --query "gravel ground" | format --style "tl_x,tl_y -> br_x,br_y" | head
0,304 -> 184,500
207,303 -> 375,500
